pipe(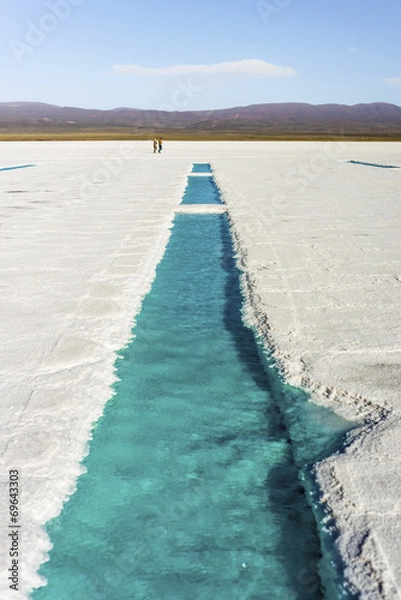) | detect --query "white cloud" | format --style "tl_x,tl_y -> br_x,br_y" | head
348,47 -> 359,53
113,59 -> 298,78
385,78 -> 401,87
